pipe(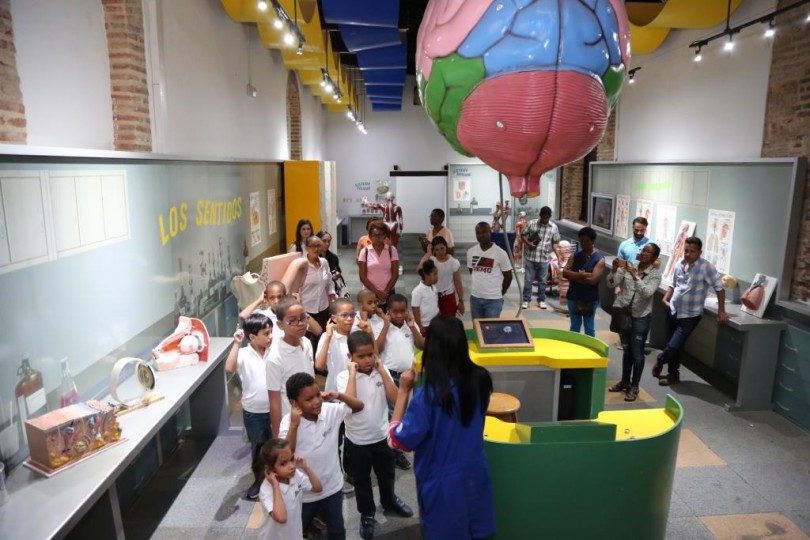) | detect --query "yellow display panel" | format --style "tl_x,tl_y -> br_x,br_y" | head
283,161 -> 322,241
